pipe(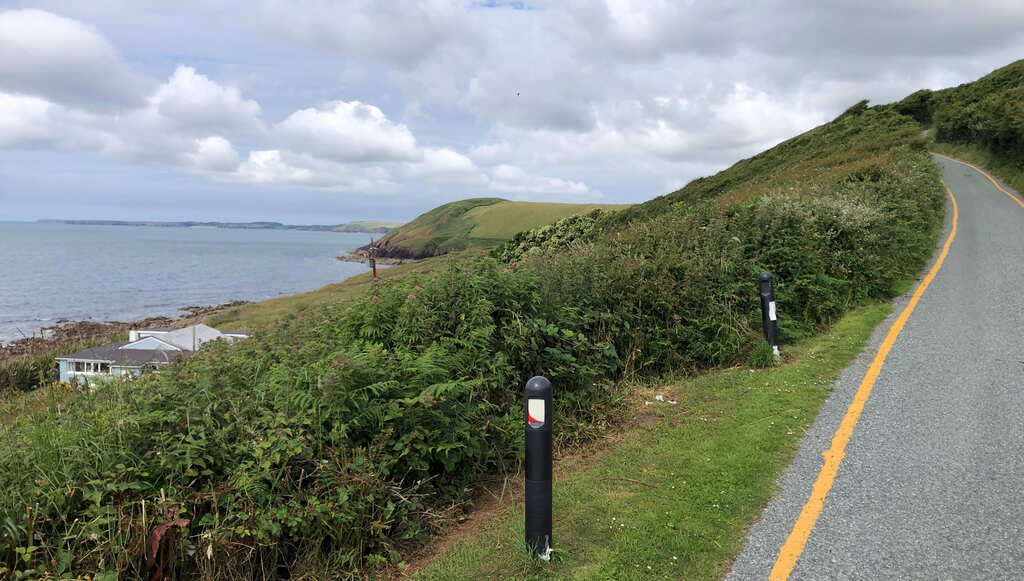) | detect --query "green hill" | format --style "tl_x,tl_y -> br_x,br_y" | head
891,59 -> 1024,191
501,100 -> 927,262
368,198 -> 628,259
